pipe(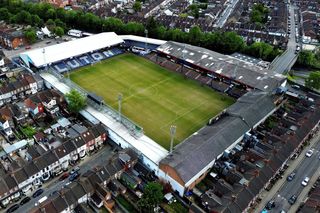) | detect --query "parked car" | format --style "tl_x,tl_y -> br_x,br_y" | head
302,177 -> 310,186
25,46 -> 31,50
32,189 -> 44,198
59,172 -> 69,181
6,204 -> 19,213
288,195 -> 297,205
265,200 -> 275,210
291,85 -> 300,90
306,149 -> 314,157
19,196 -> 31,206
69,172 -> 80,181
69,166 -> 80,175
287,171 -> 296,181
